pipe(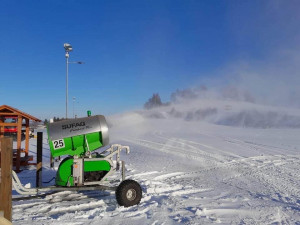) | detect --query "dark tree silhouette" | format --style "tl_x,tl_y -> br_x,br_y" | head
144,93 -> 163,109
